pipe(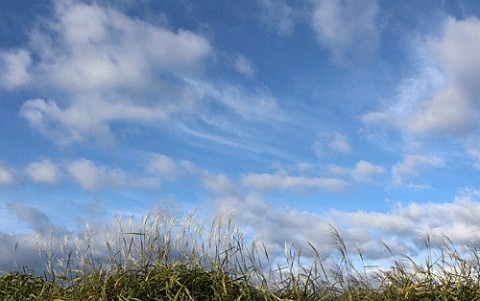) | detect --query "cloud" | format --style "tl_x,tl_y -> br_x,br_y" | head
7,203 -> 52,233
147,154 -> 177,181
218,186 -> 480,262
351,160 -> 386,182
329,160 -> 385,183
257,0 -> 295,35
363,17 -> 480,137
0,232 -> 40,274
33,1 -> 212,91
233,54 -> 256,79
67,159 -> 159,191
0,49 -> 32,90
408,17 -> 480,135
311,0 -> 380,64
0,162 -> 17,186
25,159 -> 60,185
312,132 -> 352,158
242,172 -> 347,193
201,172 -> 238,196
20,95 -> 172,146
12,0 -> 211,145
2,187 -> 480,275
392,155 -> 444,187
187,79 -> 280,122
467,146 -> 480,169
